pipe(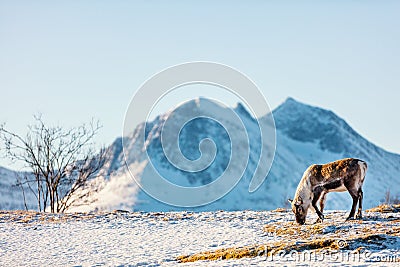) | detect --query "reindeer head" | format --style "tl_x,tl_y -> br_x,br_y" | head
288,197 -> 309,225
